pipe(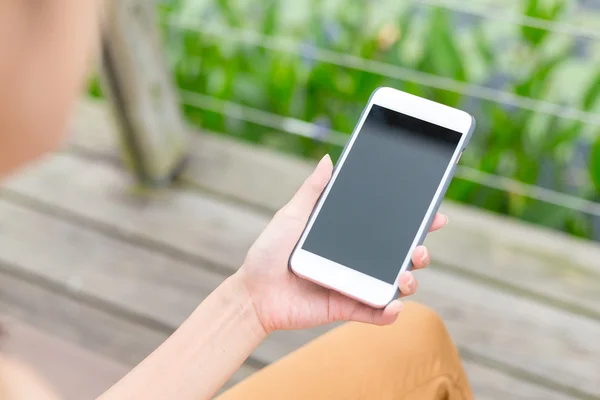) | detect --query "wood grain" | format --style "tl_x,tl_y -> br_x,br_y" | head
0,268 -> 165,367
463,361 -> 572,400
100,1 -> 188,184
68,100 -> 600,320
3,153 -> 266,272
0,99 -> 591,398
414,269 -> 600,396
0,263 -> 256,396
2,166 -> 600,396
1,318 -> 129,400
0,199 -> 320,369
68,100 -> 310,210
